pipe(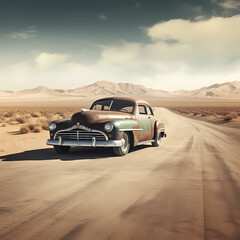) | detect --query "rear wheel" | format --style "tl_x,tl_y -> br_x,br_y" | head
113,132 -> 130,156
54,145 -> 71,153
152,130 -> 161,147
